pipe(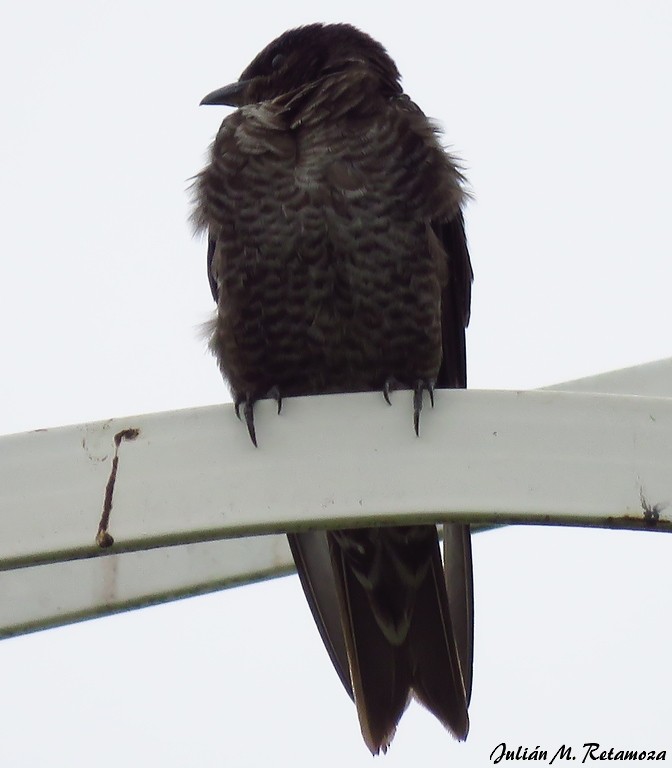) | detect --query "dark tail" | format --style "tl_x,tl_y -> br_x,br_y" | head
289,525 -> 470,753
